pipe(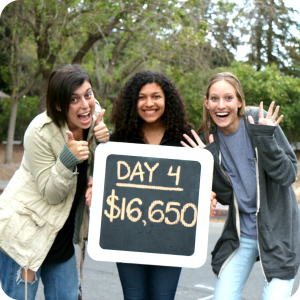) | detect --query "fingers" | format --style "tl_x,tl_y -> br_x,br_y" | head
259,101 -> 283,127
183,133 -> 198,148
210,193 -> 217,218
191,130 -> 206,148
85,186 -> 92,206
180,141 -> 191,148
66,131 -> 75,142
182,131 -> 206,149
95,109 -> 106,126
248,116 -> 254,124
67,139 -> 89,161
94,123 -> 109,142
266,101 -> 275,119
274,114 -> 284,126
259,101 -> 264,120
209,134 -> 214,144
